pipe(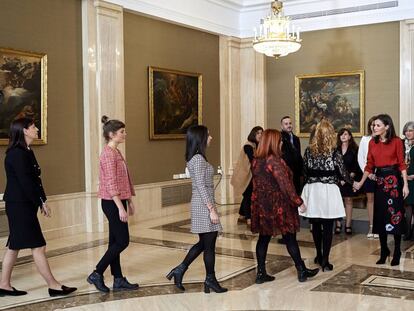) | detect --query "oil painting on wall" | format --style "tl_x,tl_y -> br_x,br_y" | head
149,66 -> 202,140
295,71 -> 364,137
0,48 -> 47,145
